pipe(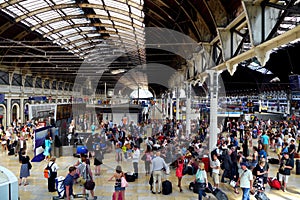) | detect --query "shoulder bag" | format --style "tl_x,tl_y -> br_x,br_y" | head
121,176 -> 129,187
83,164 -> 95,190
